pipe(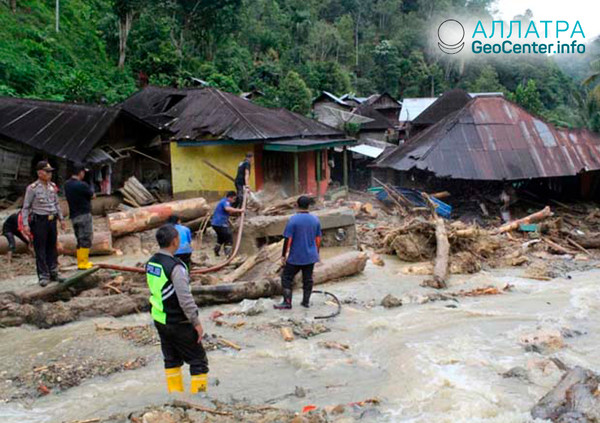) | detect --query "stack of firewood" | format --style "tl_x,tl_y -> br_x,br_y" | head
119,177 -> 157,207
